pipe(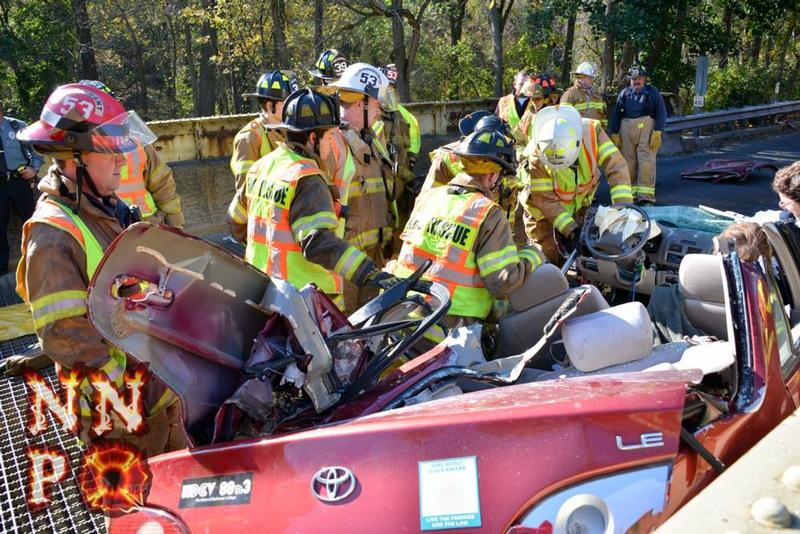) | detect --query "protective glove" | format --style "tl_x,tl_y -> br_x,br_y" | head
2,351 -> 53,377
610,133 -> 622,148
649,130 -> 662,151
364,269 -> 402,290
